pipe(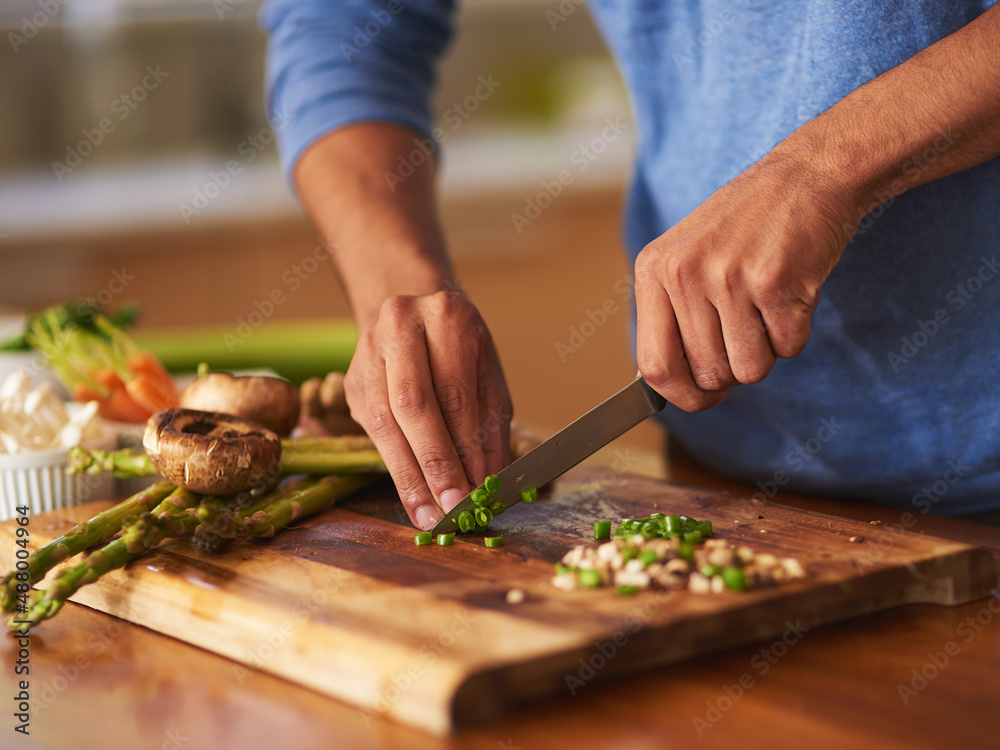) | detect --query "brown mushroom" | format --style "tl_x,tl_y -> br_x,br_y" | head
179,372 -> 300,436
298,372 -> 366,436
143,408 -> 282,495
